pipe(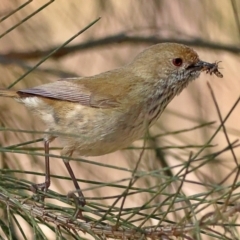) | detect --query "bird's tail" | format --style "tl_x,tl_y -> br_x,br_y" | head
0,89 -> 19,98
